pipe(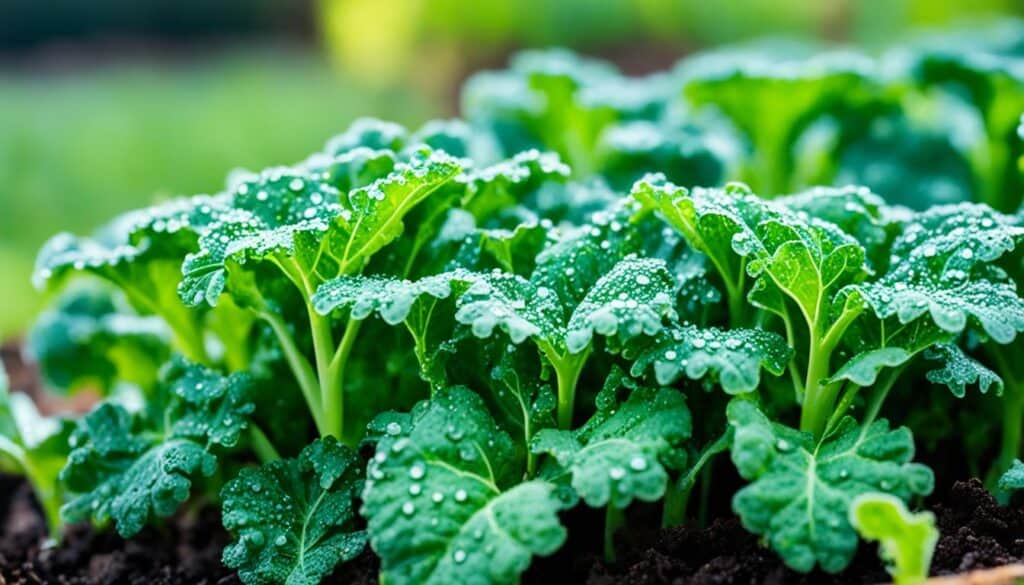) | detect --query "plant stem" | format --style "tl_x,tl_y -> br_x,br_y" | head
800,338 -> 840,438
324,318 -> 363,445
988,381 -> 1023,487
260,310 -> 327,436
604,505 -> 625,563
661,431 -> 730,527
23,460 -> 63,541
546,349 -> 590,430
249,425 -> 281,463
985,343 -> 1023,486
